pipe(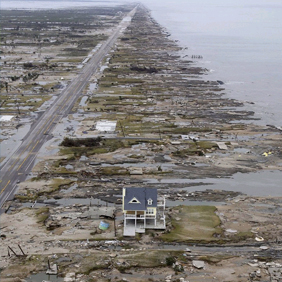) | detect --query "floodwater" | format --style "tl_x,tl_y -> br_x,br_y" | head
79,96 -> 88,107
0,123 -> 31,165
146,170 -> 282,197
25,272 -> 63,282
